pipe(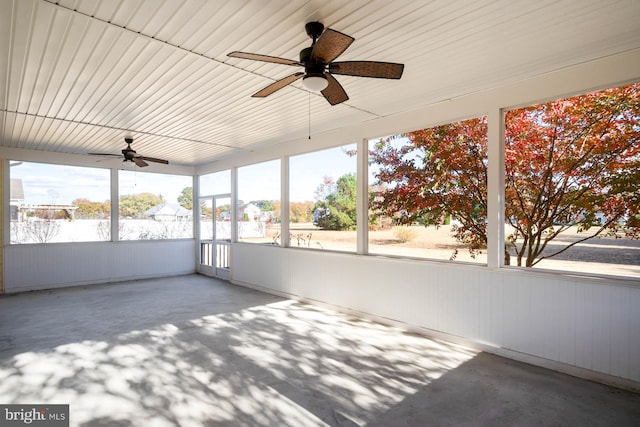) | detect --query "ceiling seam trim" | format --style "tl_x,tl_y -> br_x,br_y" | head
13,1 -> 37,117
2,0 -> 19,143
39,1 -> 260,76
0,108 -> 247,151
40,0 -> 382,119
30,5 -> 63,152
